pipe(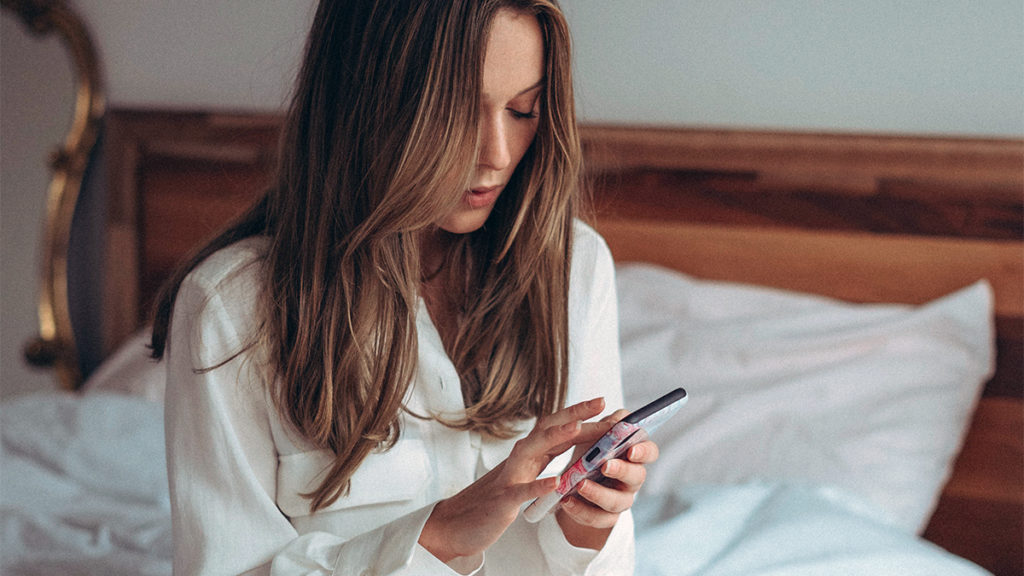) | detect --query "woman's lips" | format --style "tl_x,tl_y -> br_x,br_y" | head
466,185 -> 502,209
